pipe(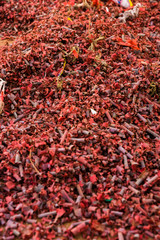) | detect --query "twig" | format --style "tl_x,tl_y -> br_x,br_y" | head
57,58 -> 66,90
119,3 -> 141,23
29,149 -> 41,176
